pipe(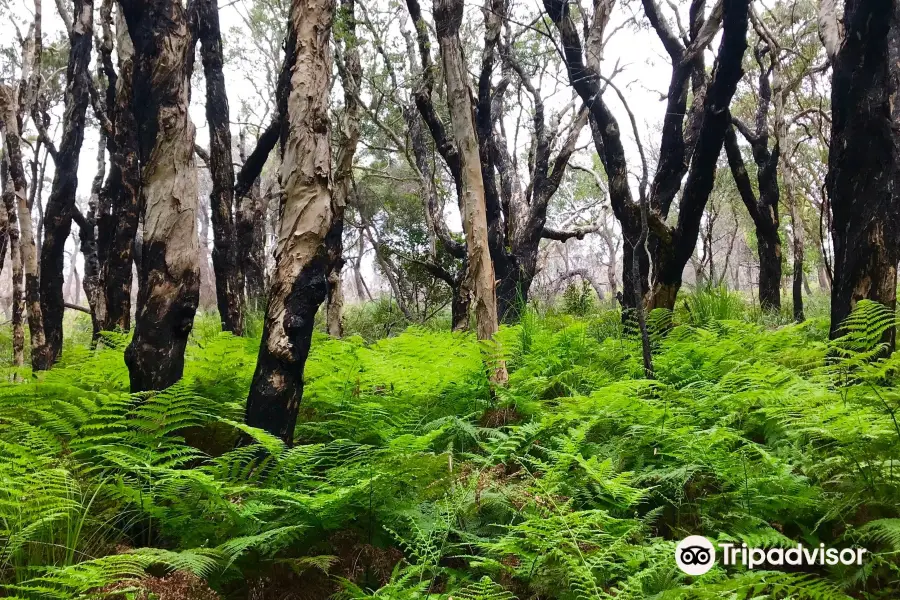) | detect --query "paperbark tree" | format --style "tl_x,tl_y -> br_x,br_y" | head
1,156 -> 25,366
191,0 -> 244,335
326,0 -> 362,338
1,82 -> 52,371
245,0 -> 338,443
433,0 -> 507,382
825,0 -> 900,349
403,0 -> 594,323
38,0 -> 94,363
121,0 -> 201,391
